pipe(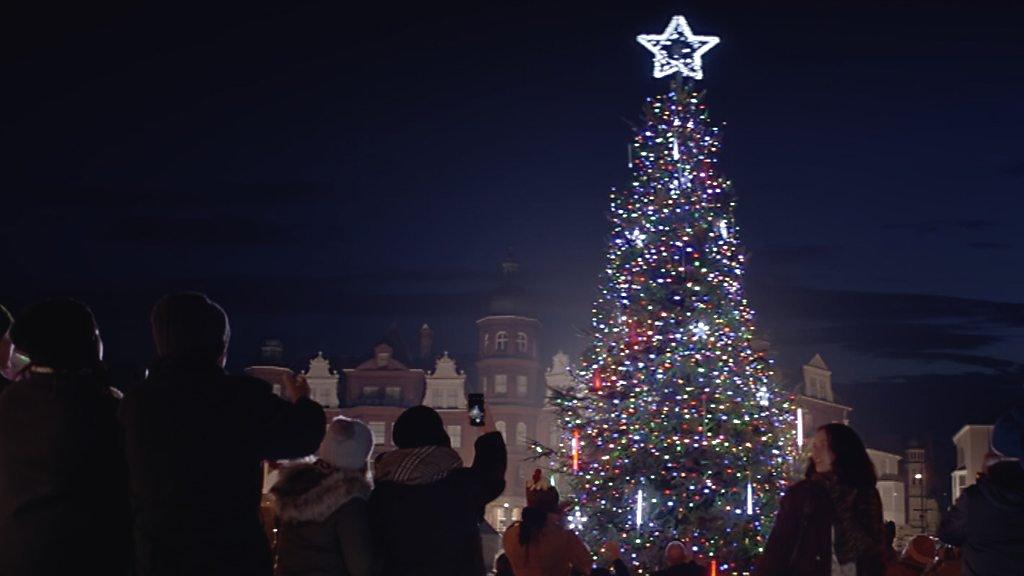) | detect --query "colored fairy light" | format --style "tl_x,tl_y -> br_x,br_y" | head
636,15 -> 720,80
